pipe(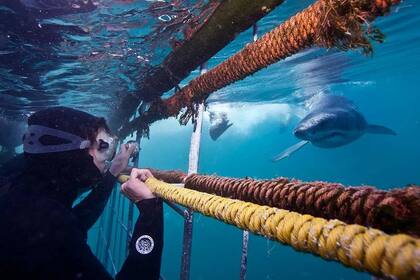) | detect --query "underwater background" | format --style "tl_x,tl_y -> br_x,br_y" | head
1,0 -> 420,279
